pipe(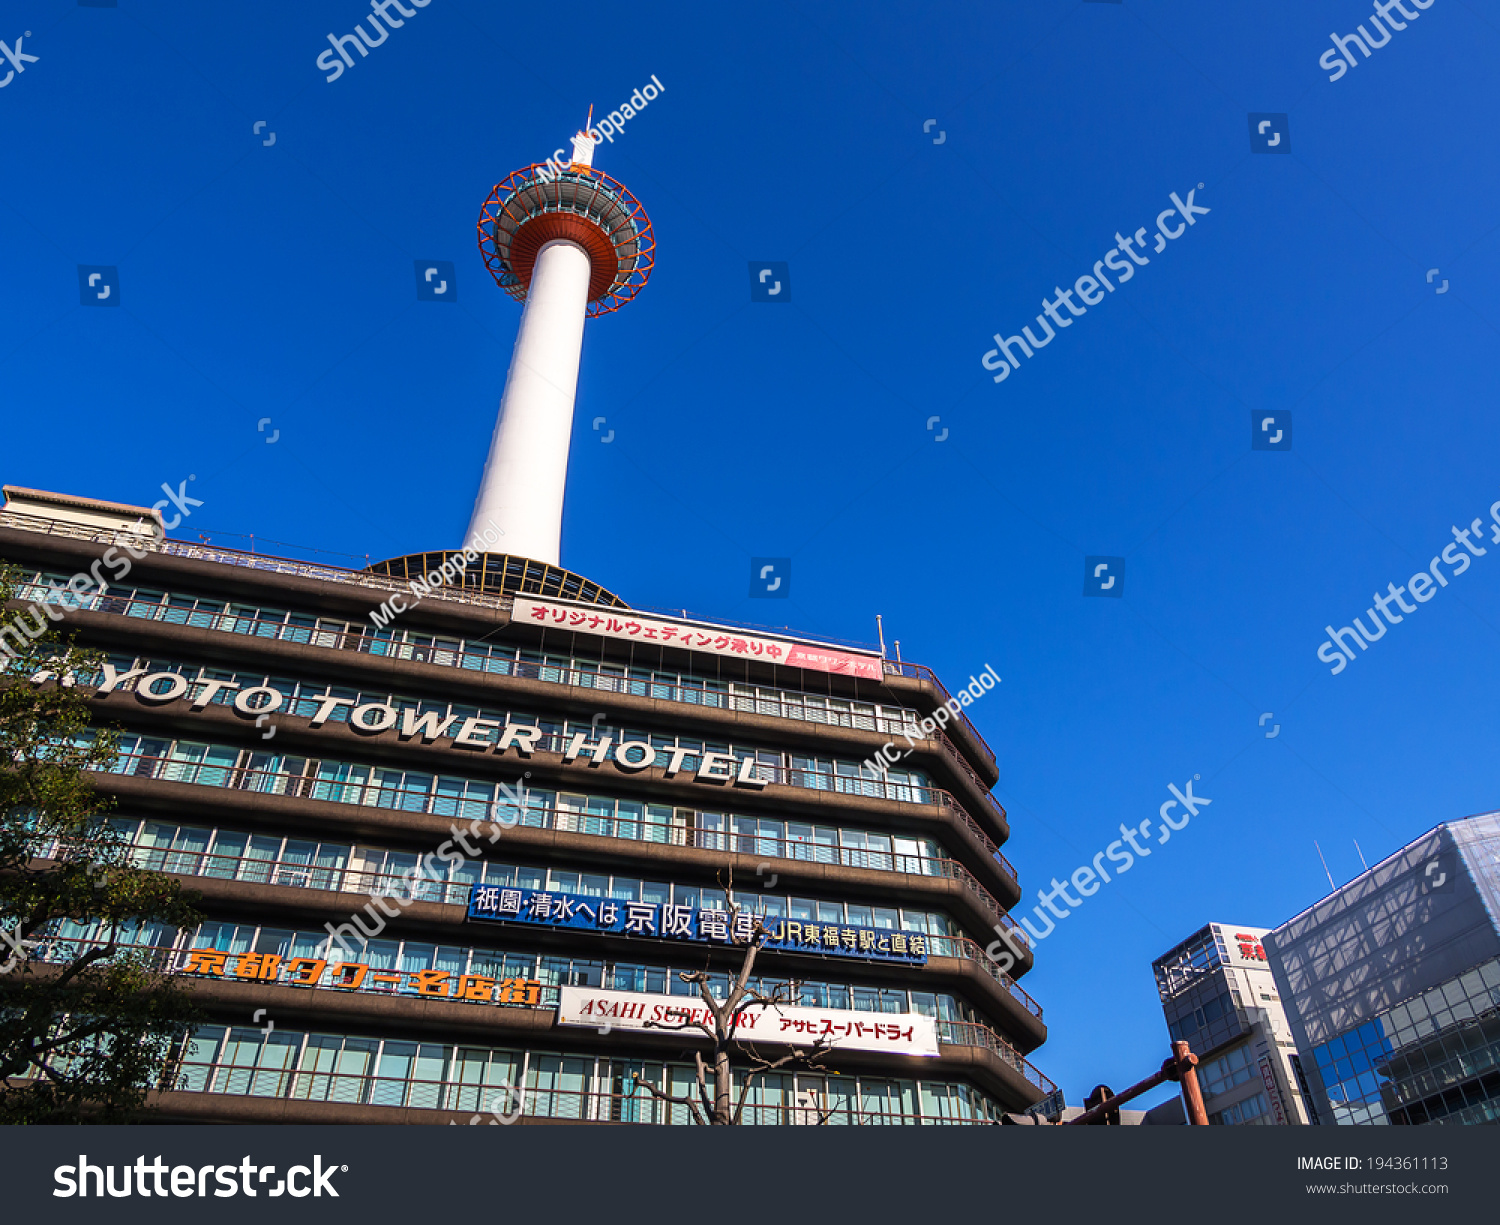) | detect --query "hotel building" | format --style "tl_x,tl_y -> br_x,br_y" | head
2,486 -> 1049,1123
